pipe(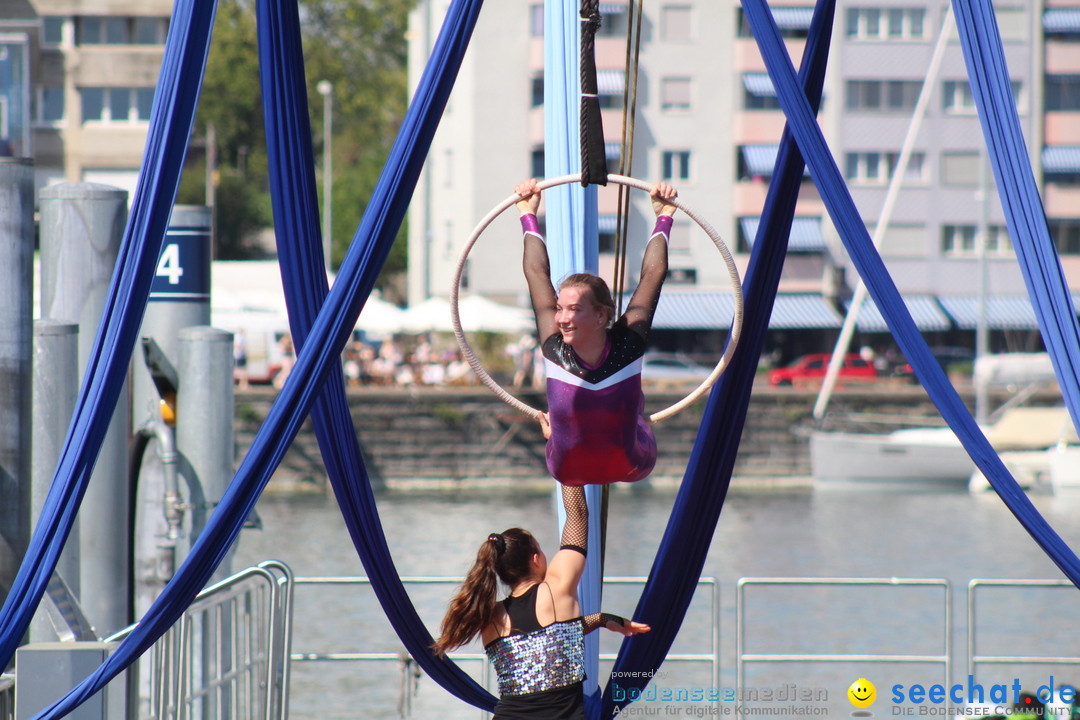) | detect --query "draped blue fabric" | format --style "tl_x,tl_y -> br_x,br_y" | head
743,0 -> 1080,586
599,2 -> 835,715
256,0 -> 494,708
951,0 -> 1080,434
0,0 -> 218,667
22,0 -> 486,715
544,0 -> 603,708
